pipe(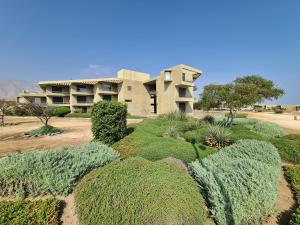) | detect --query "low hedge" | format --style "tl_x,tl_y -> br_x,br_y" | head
91,101 -> 127,145
0,199 -> 62,225
0,142 -> 119,197
52,106 -> 71,117
248,120 -> 285,138
75,157 -> 207,225
189,139 -> 281,225
284,165 -> 300,225
65,112 -> 91,118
